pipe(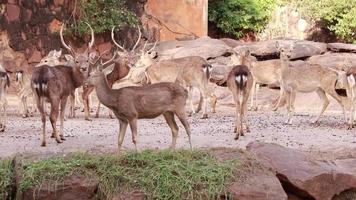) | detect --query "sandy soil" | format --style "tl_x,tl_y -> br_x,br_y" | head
1,87 -> 356,159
